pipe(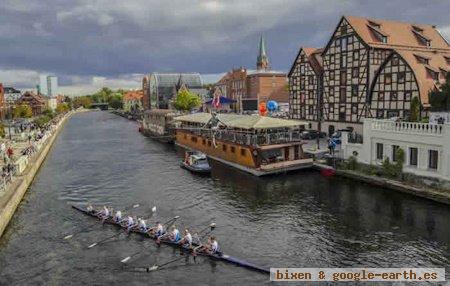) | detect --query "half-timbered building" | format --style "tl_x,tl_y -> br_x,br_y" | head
288,47 -> 323,128
289,16 -> 450,135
